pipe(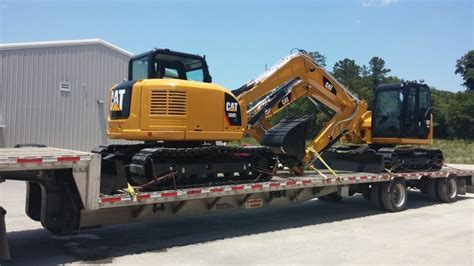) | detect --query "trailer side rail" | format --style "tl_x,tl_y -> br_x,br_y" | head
98,168 -> 473,209
0,147 -> 92,171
